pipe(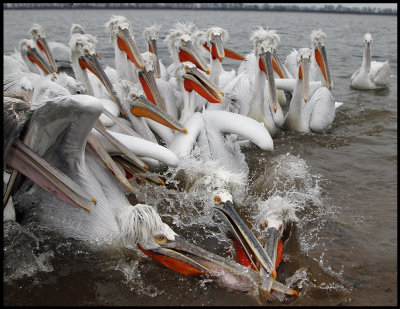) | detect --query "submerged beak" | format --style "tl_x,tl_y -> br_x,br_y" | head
137,69 -> 167,112
213,196 -> 277,284
179,40 -> 210,74
148,38 -> 161,78
35,37 -> 58,73
182,66 -> 222,103
259,51 -> 279,113
315,44 -> 332,90
79,53 -> 126,117
129,94 -> 187,134
364,41 -> 371,74
299,57 -> 310,103
138,235 -> 264,288
6,140 -> 96,212
26,46 -> 54,75
210,35 -> 225,62
117,27 -> 145,70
